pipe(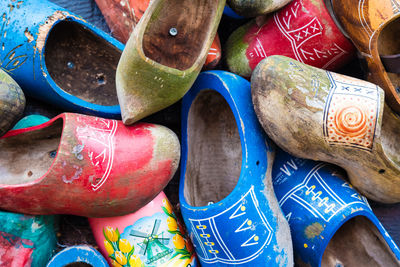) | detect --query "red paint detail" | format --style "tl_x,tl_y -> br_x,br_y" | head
0,113 -> 177,217
0,232 -> 33,267
244,0 -> 355,72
